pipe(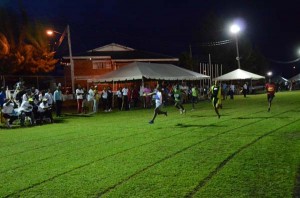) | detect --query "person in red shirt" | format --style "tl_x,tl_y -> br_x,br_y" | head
265,79 -> 276,112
